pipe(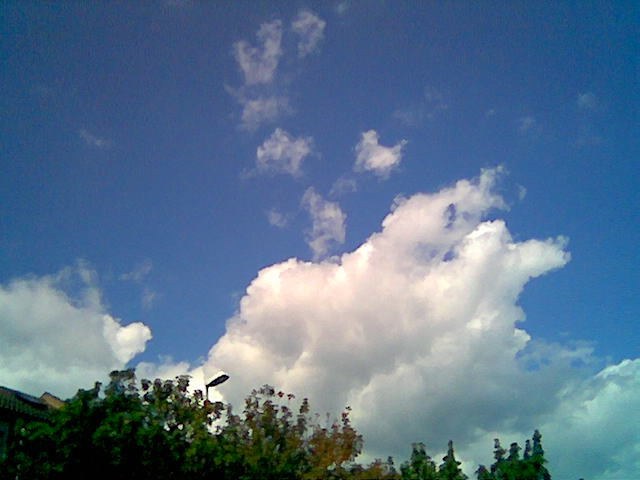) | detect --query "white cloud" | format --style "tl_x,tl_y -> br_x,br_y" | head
79,129 -> 111,149
354,130 -> 407,179
196,168 -> 638,478
394,86 -> 448,127
291,10 -> 326,58
120,260 -> 157,310
239,95 -> 291,130
518,115 -> 536,133
392,105 -> 424,128
423,85 -> 444,105
517,184 -> 527,201
141,287 -> 158,310
136,357 -> 192,382
0,264 -> 151,398
539,358 -> 640,480
203,168 -> 517,412
226,19 -> 290,131
458,354 -> 640,479
267,208 -> 290,228
256,128 -> 313,177
233,20 -> 283,86
574,92 -> 603,147
301,187 -> 346,259
120,260 -> 153,282
228,12 -> 320,130
577,92 -> 597,110
336,2 -> 349,16
330,176 -> 358,197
